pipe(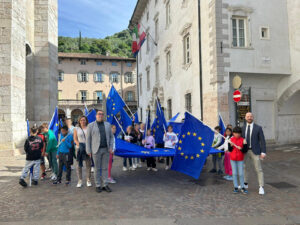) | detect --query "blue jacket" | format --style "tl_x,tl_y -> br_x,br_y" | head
242,123 -> 266,155
57,134 -> 73,155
